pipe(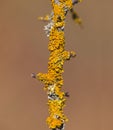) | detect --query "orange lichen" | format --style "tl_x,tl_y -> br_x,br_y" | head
35,0 -> 81,129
